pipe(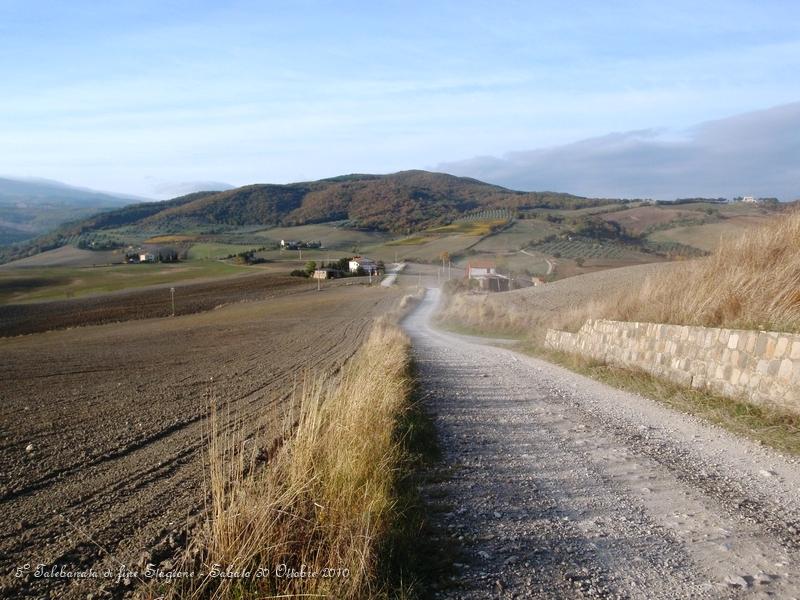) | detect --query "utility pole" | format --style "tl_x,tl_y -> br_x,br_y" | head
170,287 -> 175,317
